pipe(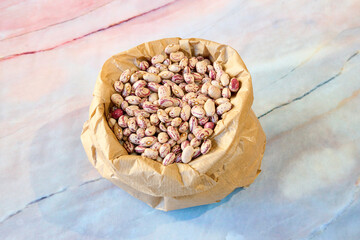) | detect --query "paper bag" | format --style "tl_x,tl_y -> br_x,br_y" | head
81,38 -> 266,211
